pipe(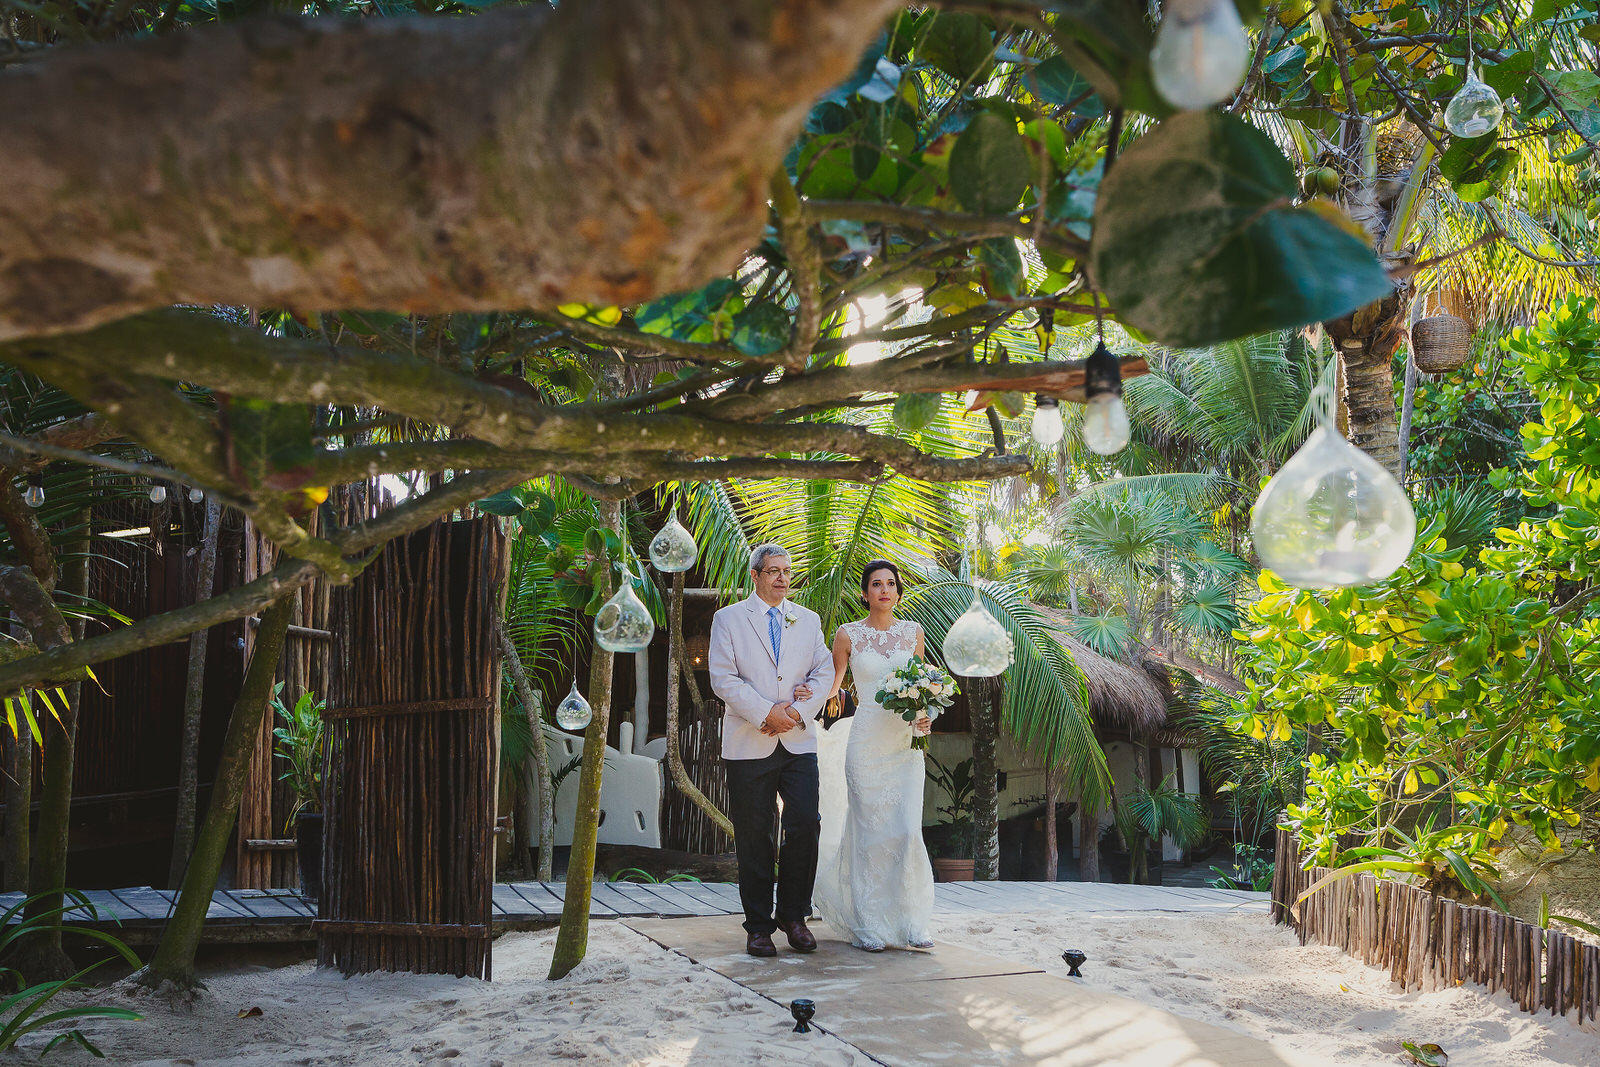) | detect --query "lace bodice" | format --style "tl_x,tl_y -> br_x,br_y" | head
840,618 -> 920,658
